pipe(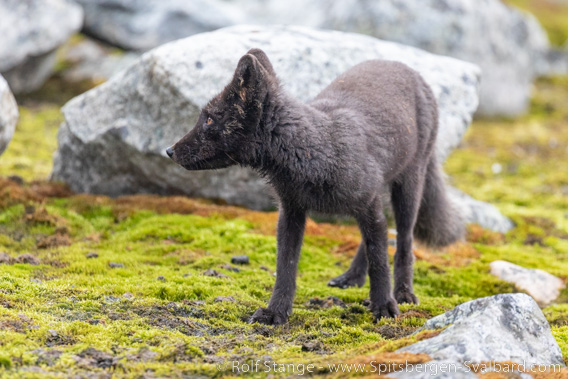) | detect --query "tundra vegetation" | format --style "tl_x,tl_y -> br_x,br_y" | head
1,3 -> 568,377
